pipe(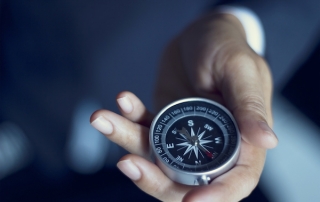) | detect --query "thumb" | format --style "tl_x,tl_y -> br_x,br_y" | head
221,54 -> 278,149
